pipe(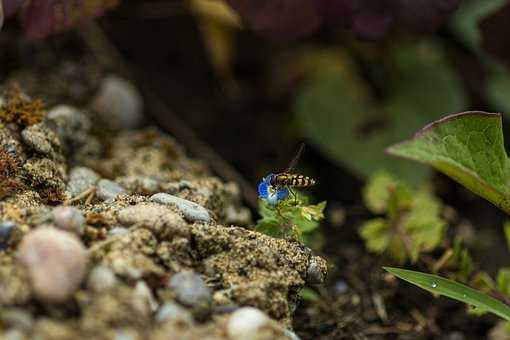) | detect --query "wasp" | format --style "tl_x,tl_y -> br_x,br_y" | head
270,143 -> 316,188
259,143 -> 316,205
